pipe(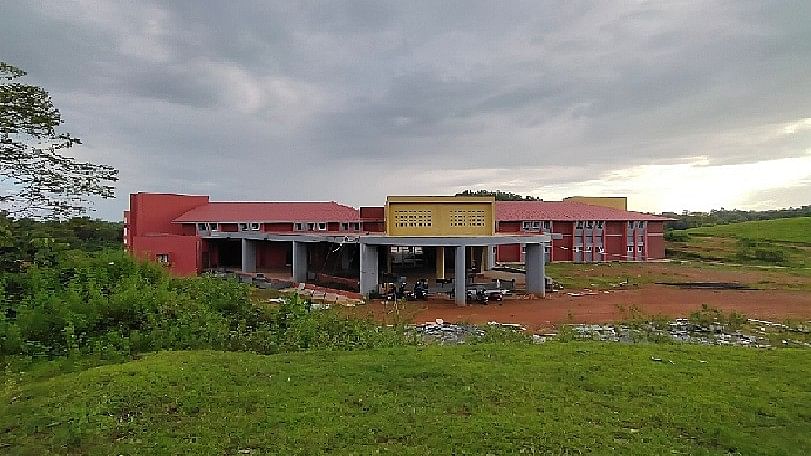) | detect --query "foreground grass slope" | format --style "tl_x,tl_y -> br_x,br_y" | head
3,344 -> 810,455
686,217 -> 811,244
